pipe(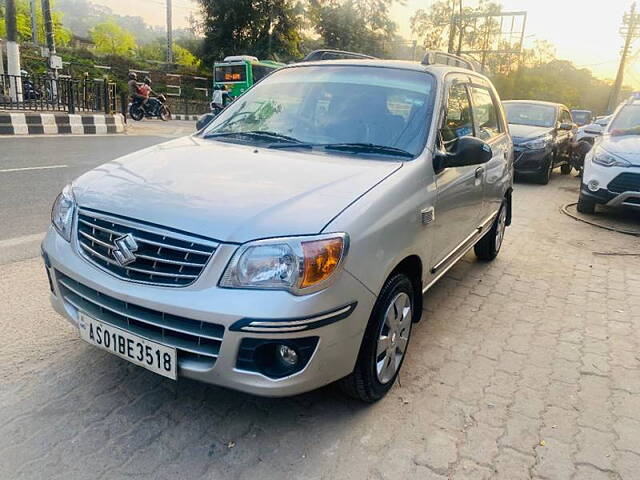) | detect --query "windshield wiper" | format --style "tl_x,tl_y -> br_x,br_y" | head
203,130 -> 304,144
322,143 -> 414,158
